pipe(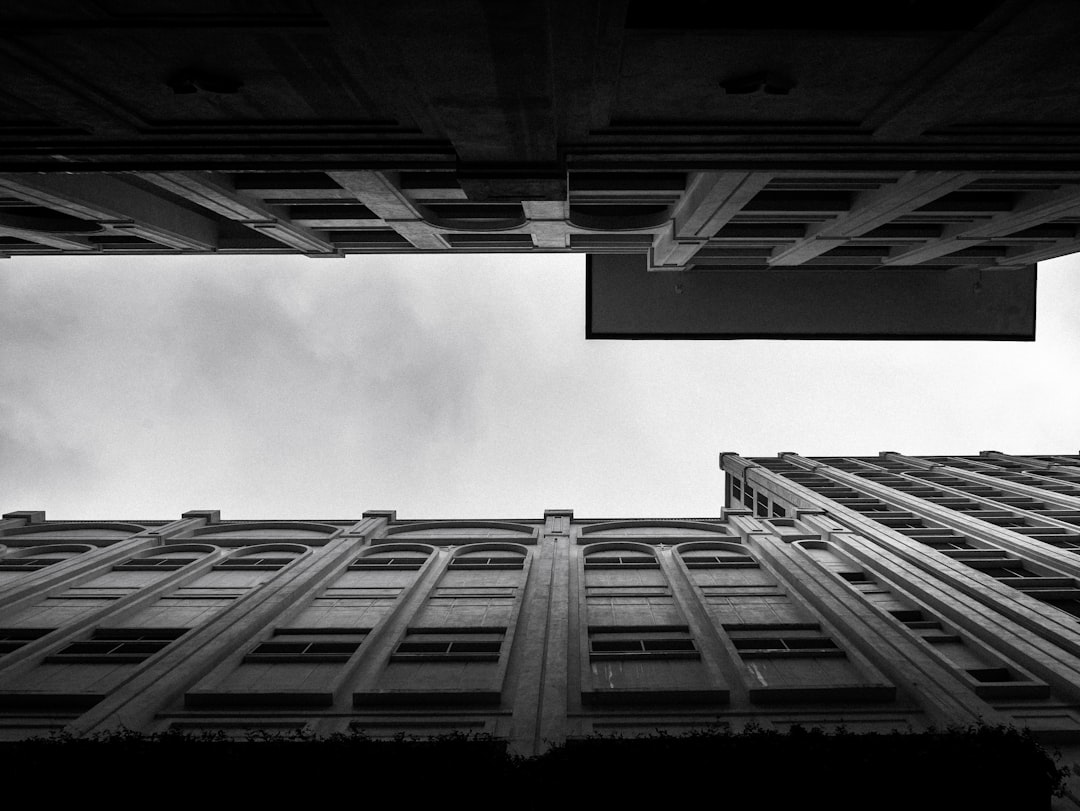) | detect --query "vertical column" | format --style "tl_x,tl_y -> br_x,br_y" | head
511,509 -> 570,756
